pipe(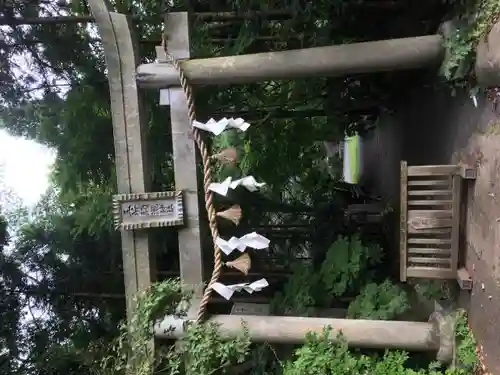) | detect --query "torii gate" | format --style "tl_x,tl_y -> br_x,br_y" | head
88,0 -> 465,361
